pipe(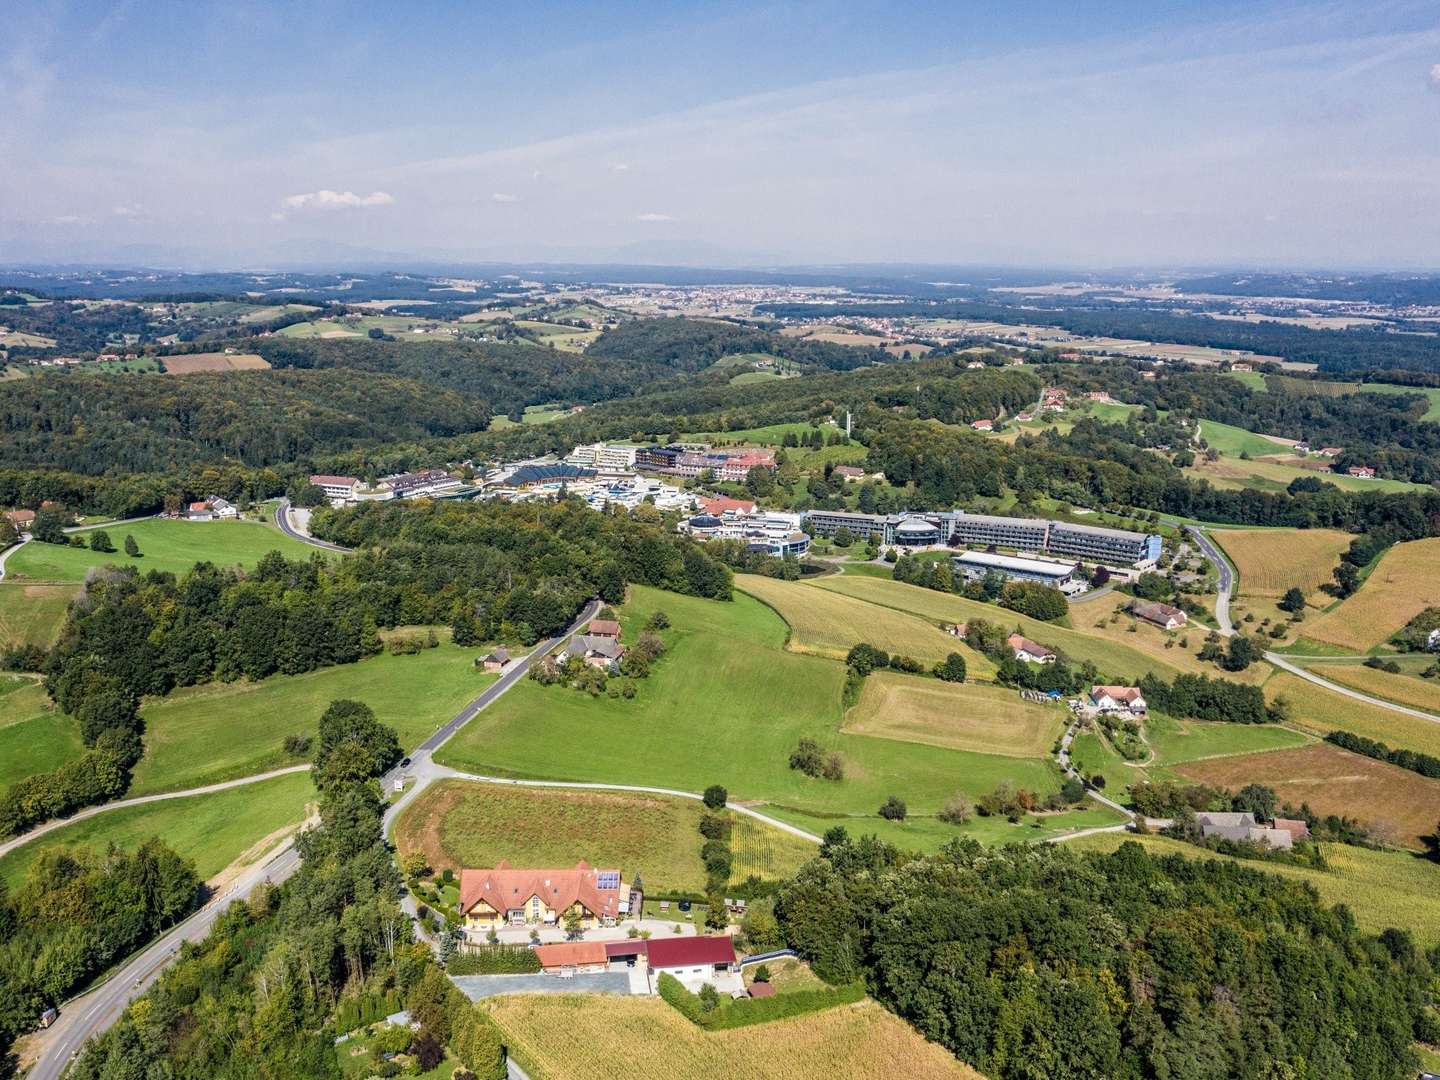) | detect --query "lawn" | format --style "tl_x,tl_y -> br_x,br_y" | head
435,586 -> 1064,840
1302,539 -> 1440,652
1064,832 -> 1440,947
1210,528 -> 1350,597
736,575 -> 996,676
4,519 -> 319,583
0,582 -> 73,645
1175,742 -> 1440,851
393,779 -> 814,895
812,574 -> 1196,683
129,645 -> 495,795
1267,672 -> 1440,757
0,769 -> 315,890
488,995 -> 984,1080
1144,713 -> 1311,766
1305,663 -> 1440,714
843,673 -> 1066,758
